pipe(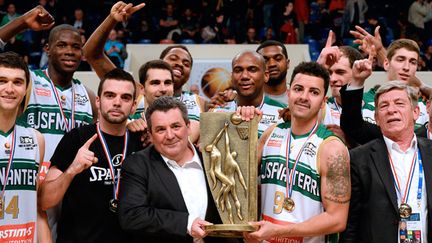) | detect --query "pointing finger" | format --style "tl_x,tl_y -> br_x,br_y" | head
83,134 -> 98,149
131,3 -> 146,13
